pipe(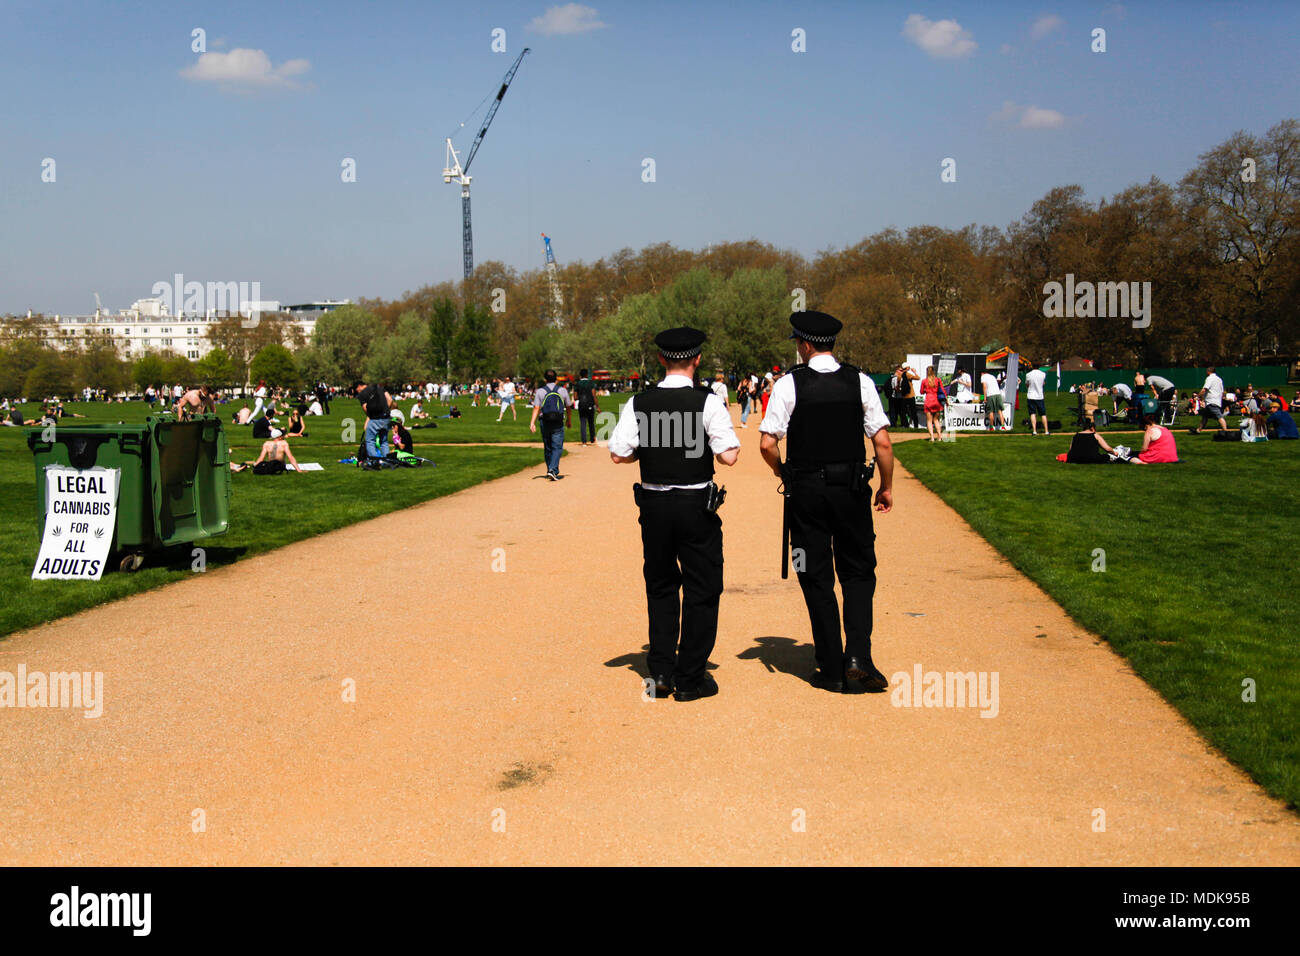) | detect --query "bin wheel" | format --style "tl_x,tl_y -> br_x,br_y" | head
119,553 -> 145,573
